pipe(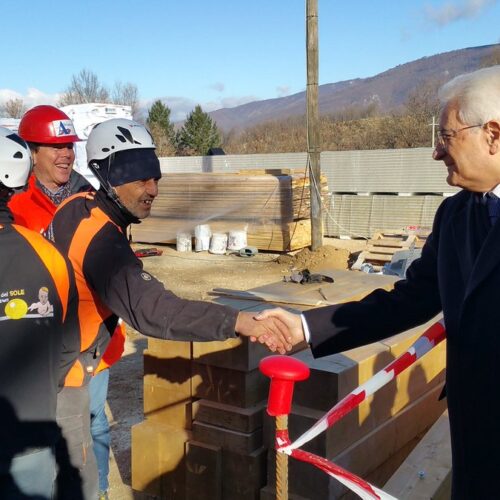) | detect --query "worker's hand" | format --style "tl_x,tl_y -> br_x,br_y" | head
253,308 -> 305,347
235,311 -> 293,354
